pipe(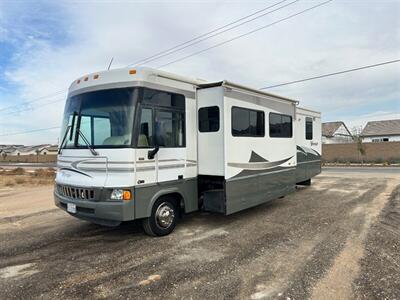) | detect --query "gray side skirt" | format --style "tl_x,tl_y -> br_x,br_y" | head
295,160 -> 321,183
134,178 -> 198,219
225,168 -> 296,215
